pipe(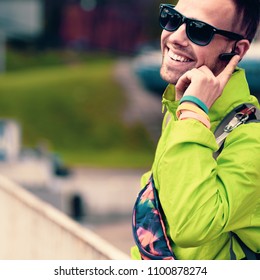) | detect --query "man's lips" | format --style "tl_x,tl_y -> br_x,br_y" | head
168,49 -> 193,62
